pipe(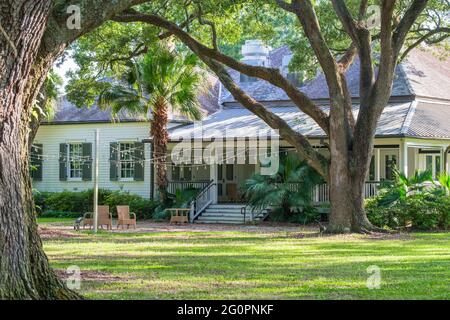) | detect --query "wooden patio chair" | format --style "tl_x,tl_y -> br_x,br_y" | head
98,205 -> 113,230
82,212 -> 93,229
117,205 -> 137,229
82,205 -> 112,230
